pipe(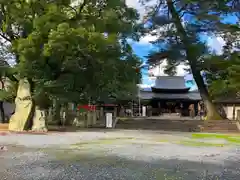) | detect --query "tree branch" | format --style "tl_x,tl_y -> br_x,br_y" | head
0,33 -> 11,42
70,0 -> 87,21
0,4 -> 16,41
5,73 -> 18,82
